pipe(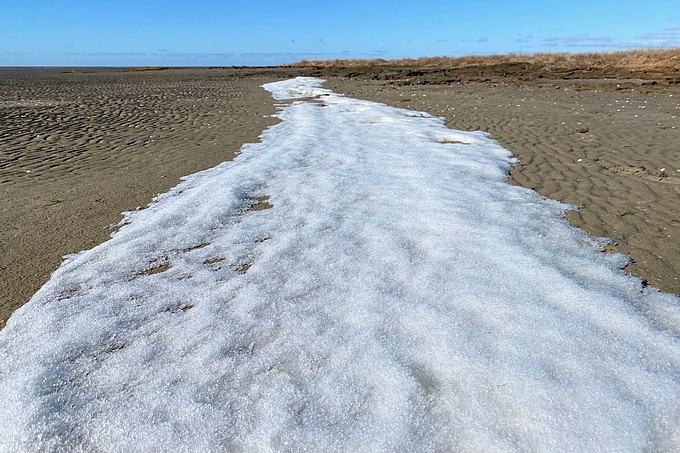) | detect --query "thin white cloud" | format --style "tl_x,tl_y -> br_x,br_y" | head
65,52 -> 148,57
514,34 -> 534,44
543,34 -> 615,46
543,27 -> 680,50
64,52 -> 234,59
0,51 -> 33,57
167,52 -> 234,59
370,48 -> 388,56
634,26 -> 680,47
239,52 -> 345,59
